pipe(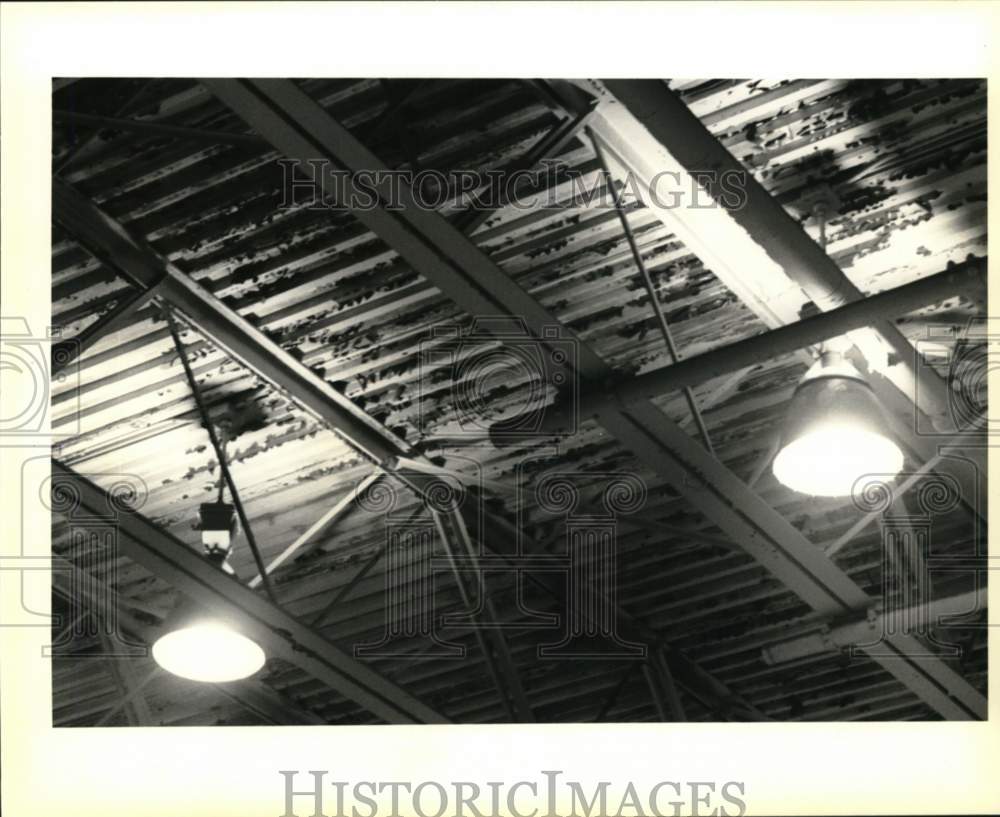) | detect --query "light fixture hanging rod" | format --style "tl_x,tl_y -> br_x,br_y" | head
165,308 -> 277,603
590,128 -> 715,456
